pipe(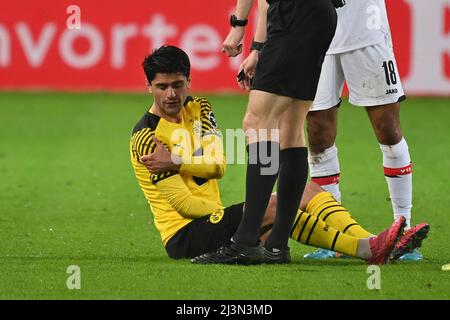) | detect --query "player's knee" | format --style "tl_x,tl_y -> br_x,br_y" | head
307,124 -> 336,153
243,110 -> 276,132
373,121 -> 403,145
368,103 -> 403,145
243,112 -> 258,132
306,113 -> 337,152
